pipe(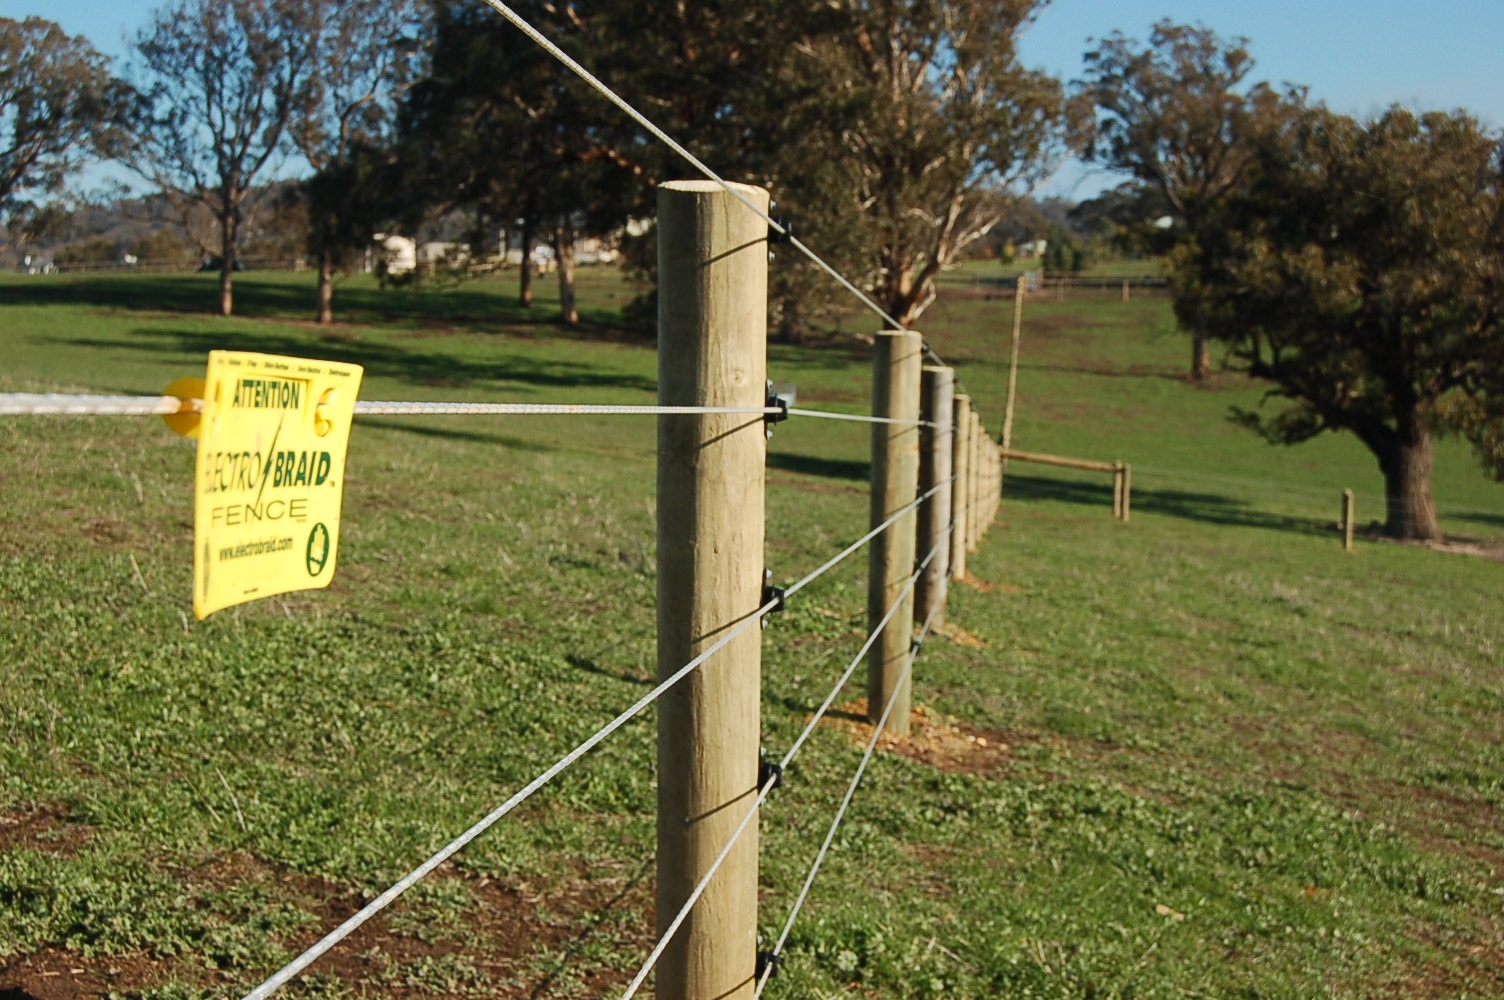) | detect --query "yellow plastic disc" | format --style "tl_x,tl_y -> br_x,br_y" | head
161,377 -> 205,437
